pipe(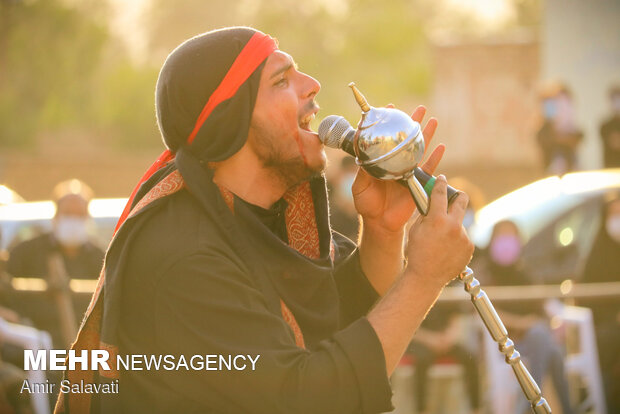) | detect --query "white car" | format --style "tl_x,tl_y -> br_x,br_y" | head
470,169 -> 620,283
0,198 -> 127,254
0,185 -> 25,205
